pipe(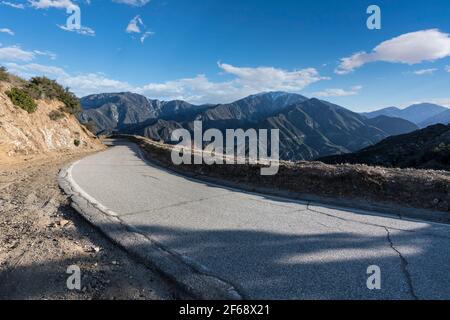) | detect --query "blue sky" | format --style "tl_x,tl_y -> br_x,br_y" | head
0,0 -> 450,111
